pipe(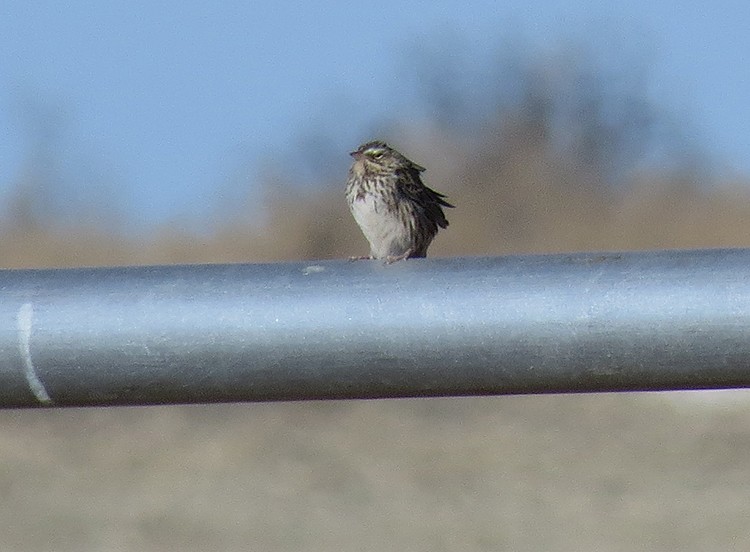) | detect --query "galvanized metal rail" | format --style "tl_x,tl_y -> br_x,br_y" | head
1,249 -> 749,408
